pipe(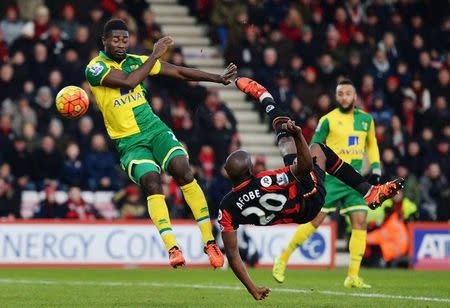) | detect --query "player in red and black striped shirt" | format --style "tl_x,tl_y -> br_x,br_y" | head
219,78 -> 404,300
